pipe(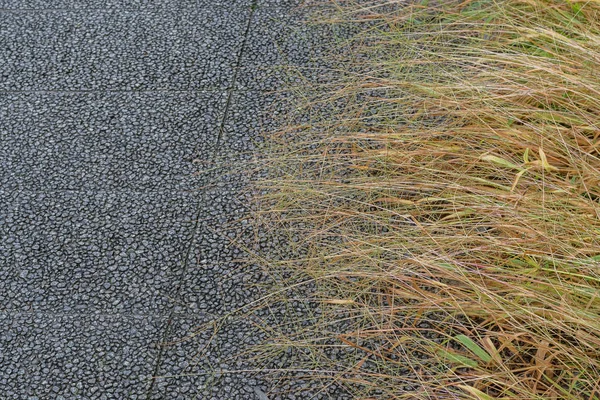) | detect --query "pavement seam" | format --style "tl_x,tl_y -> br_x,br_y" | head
0,311 -> 205,318
0,89 -> 265,95
0,89 -> 225,94
0,5 -> 249,12
143,1 -> 258,398
0,5 -> 282,12
215,3 -> 259,149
